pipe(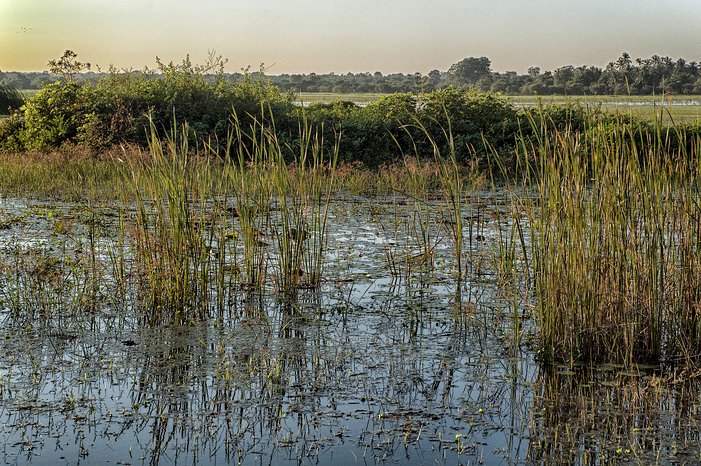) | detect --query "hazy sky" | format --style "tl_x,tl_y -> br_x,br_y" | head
1,0 -> 700,74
